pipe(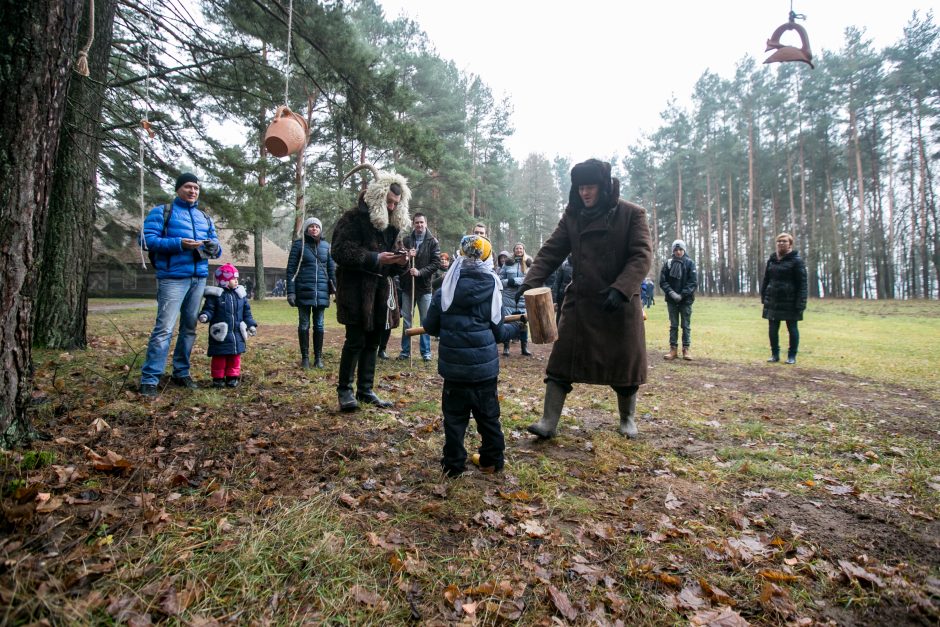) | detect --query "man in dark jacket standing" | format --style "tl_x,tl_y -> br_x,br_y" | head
331,169 -> 410,411
139,172 -> 222,397
399,213 -> 442,361
660,239 -> 698,361
517,159 -> 653,439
